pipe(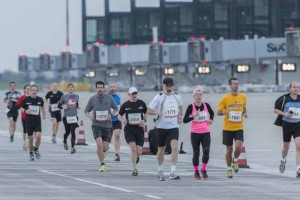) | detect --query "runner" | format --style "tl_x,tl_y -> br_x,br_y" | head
108,82 -> 122,161
17,84 -> 31,151
147,77 -> 184,181
183,88 -> 214,180
274,81 -> 300,178
217,77 -> 247,178
84,81 -> 118,172
118,87 -> 147,176
59,83 -> 80,154
20,85 -> 46,161
3,81 -> 22,142
45,83 -> 64,144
